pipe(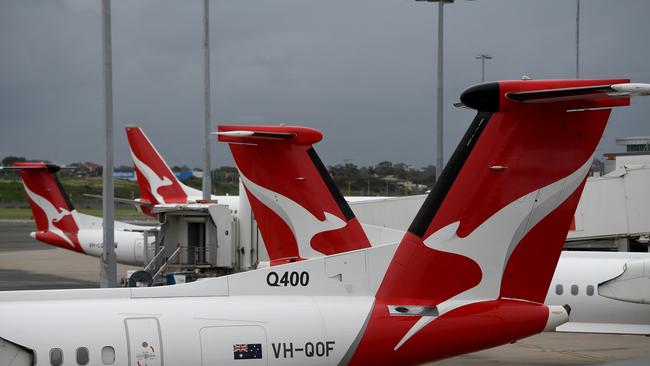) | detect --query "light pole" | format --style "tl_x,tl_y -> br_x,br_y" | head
202,0 -> 212,200
100,0 -> 116,288
576,0 -> 580,79
415,0 -> 454,181
475,54 -> 492,83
